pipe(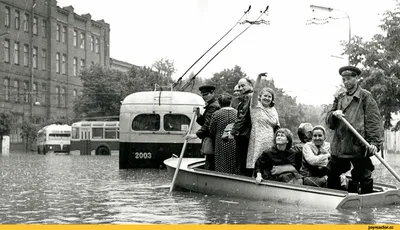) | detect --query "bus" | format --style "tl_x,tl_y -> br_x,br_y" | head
119,90 -> 205,169
70,121 -> 119,155
37,124 -> 72,154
